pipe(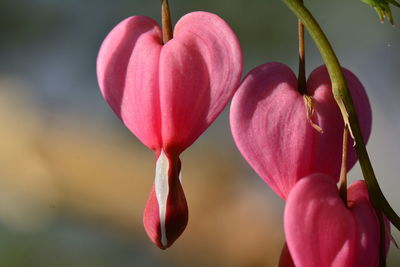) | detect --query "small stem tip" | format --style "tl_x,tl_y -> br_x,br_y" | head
161,0 -> 173,44
297,0 -> 307,94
